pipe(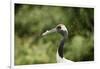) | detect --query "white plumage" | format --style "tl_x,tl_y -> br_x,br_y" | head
56,50 -> 73,63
